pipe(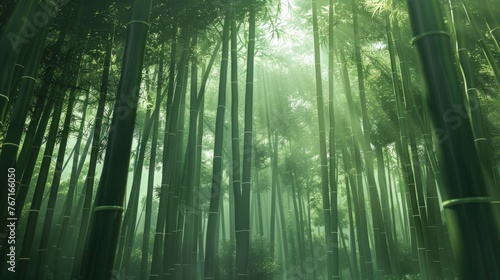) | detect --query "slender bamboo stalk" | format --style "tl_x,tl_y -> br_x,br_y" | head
237,2 -> 256,279
204,9 -> 230,279
71,25 -> 114,280
150,21 -> 178,279
406,0 -> 500,277
36,81 -> 79,280
181,30 -> 200,279
79,0 -> 152,277
230,4 -> 244,279
0,2 -> 60,266
311,0 -> 333,278
339,47 -> 374,279
0,0 -> 38,125
16,89 -> 64,280
328,0 -> 339,278
53,89 -> 90,279
450,0 -> 500,198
